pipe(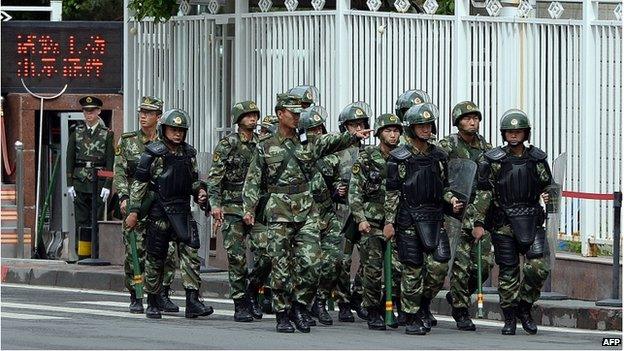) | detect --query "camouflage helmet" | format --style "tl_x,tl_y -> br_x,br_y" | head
451,101 -> 482,126
260,115 -> 279,134
231,100 -> 260,125
500,108 -> 531,141
338,101 -> 372,133
287,85 -> 320,107
137,96 -> 164,112
403,103 -> 439,138
395,89 -> 432,120
299,106 -> 328,131
374,113 -> 403,137
158,108 -> 190,139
